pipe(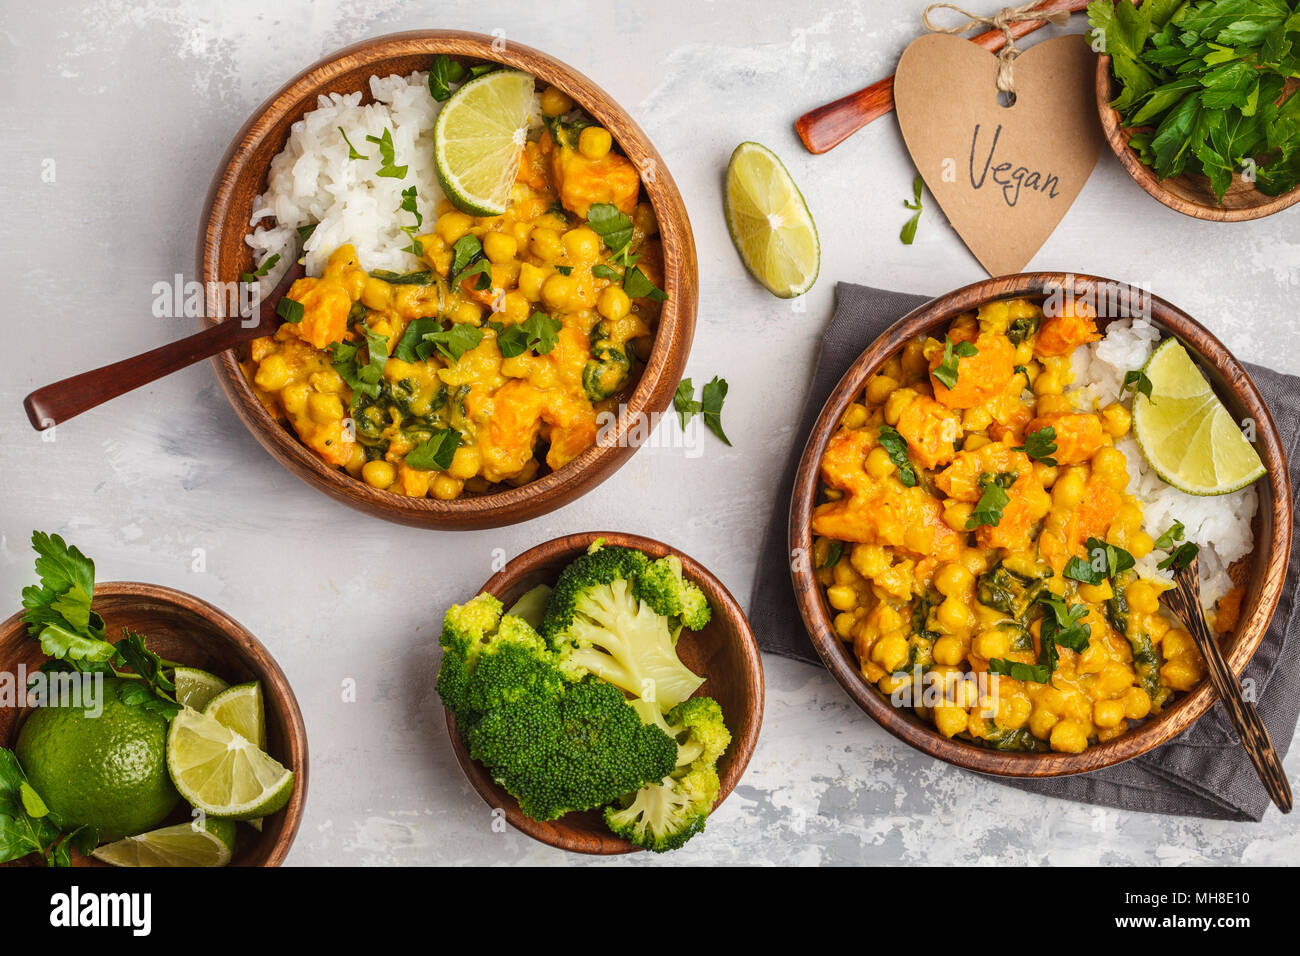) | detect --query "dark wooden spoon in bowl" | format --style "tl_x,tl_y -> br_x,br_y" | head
23,261 -> 305,431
